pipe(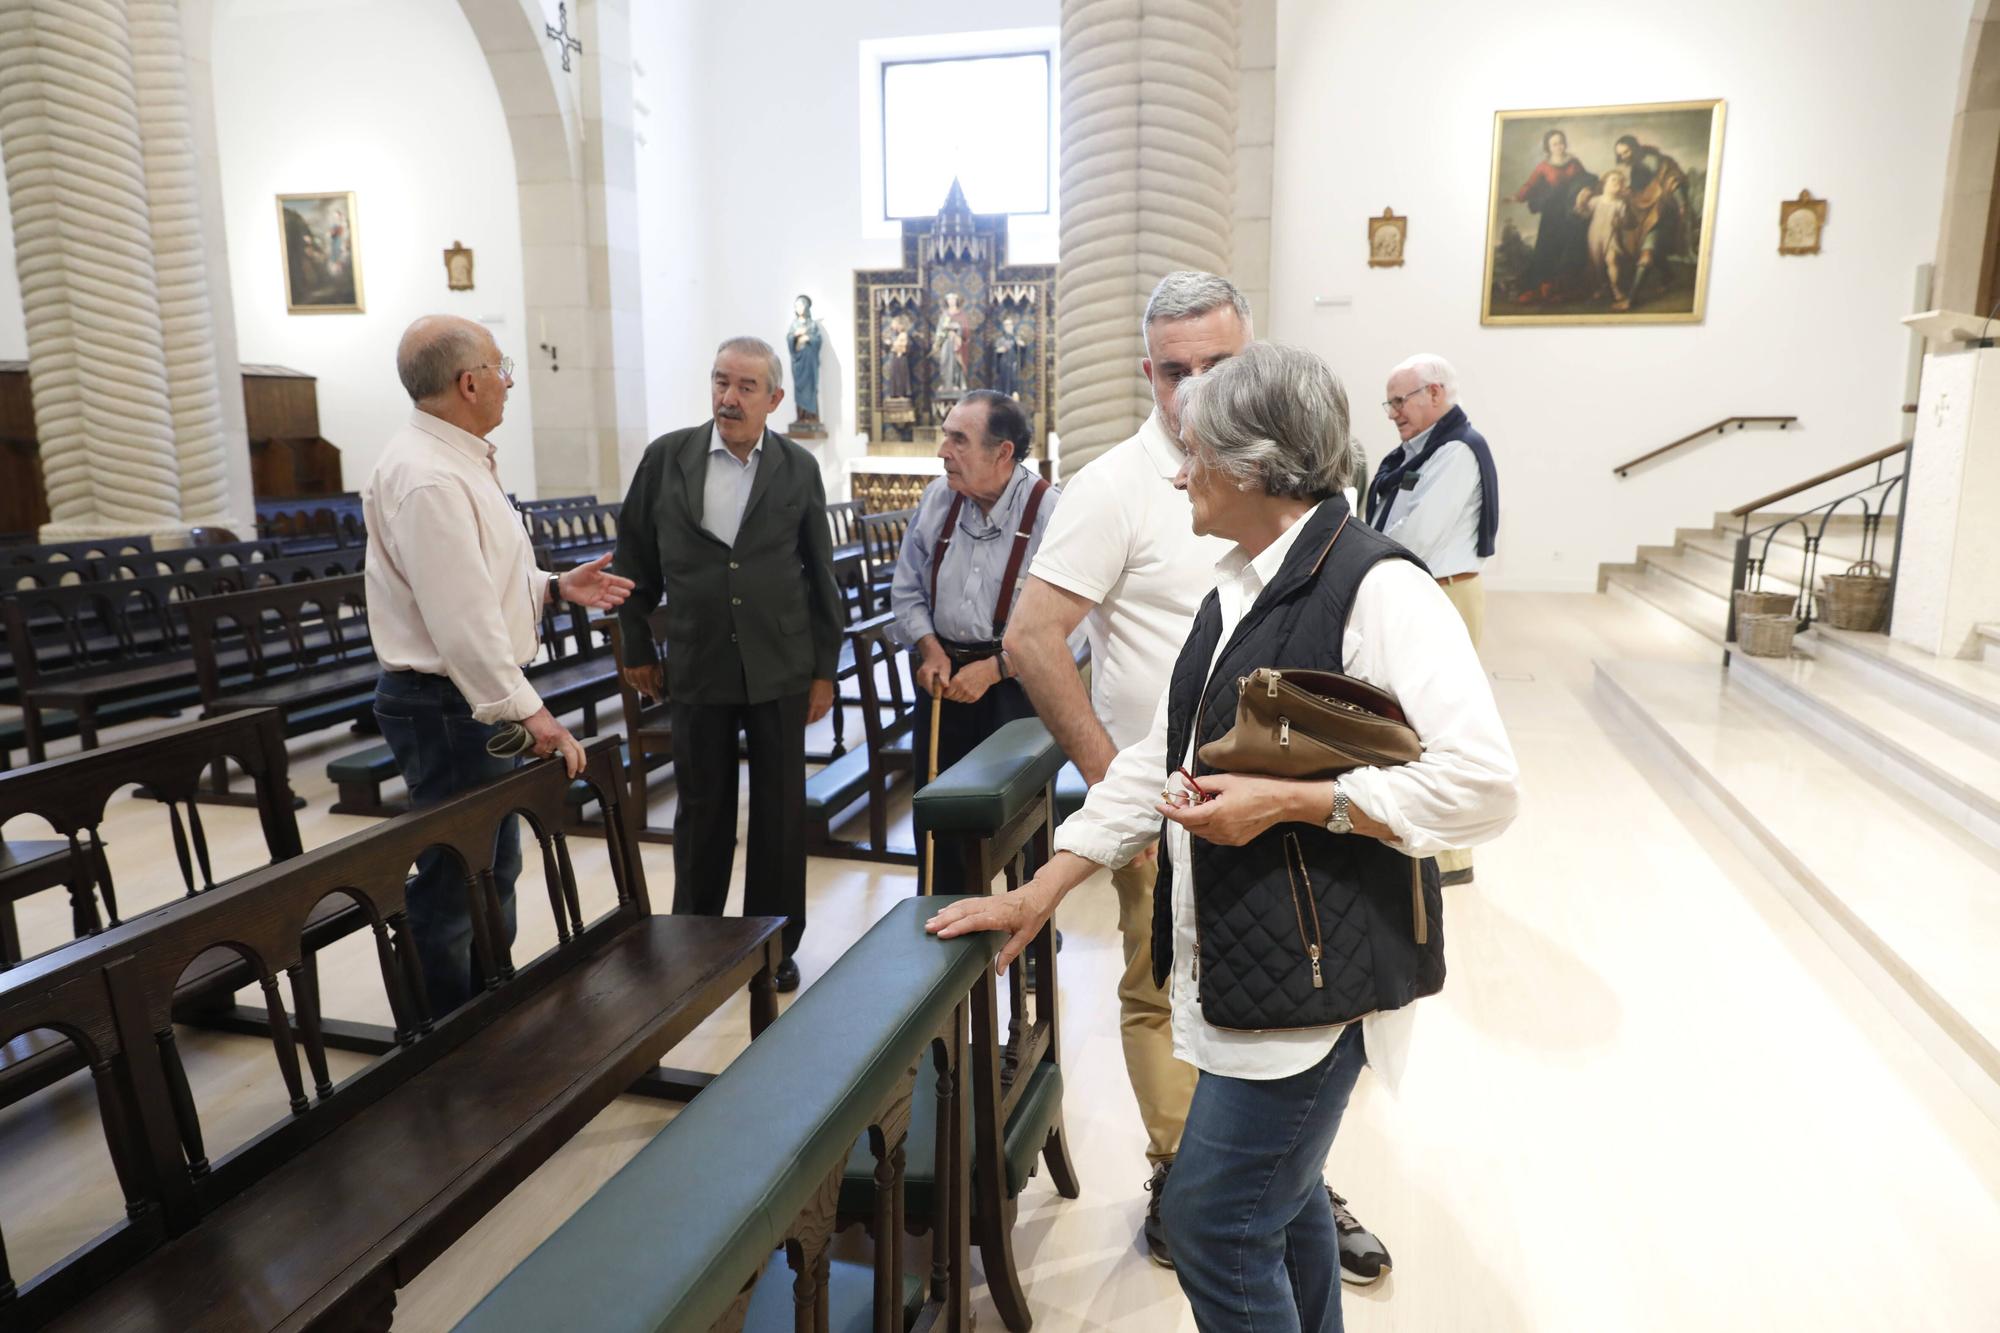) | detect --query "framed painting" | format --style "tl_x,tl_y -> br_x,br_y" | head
1779,190 -> 1826,255
1367,208 -> 1406,268
277,191 -> 364,314
1481,99 -> 1725,326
